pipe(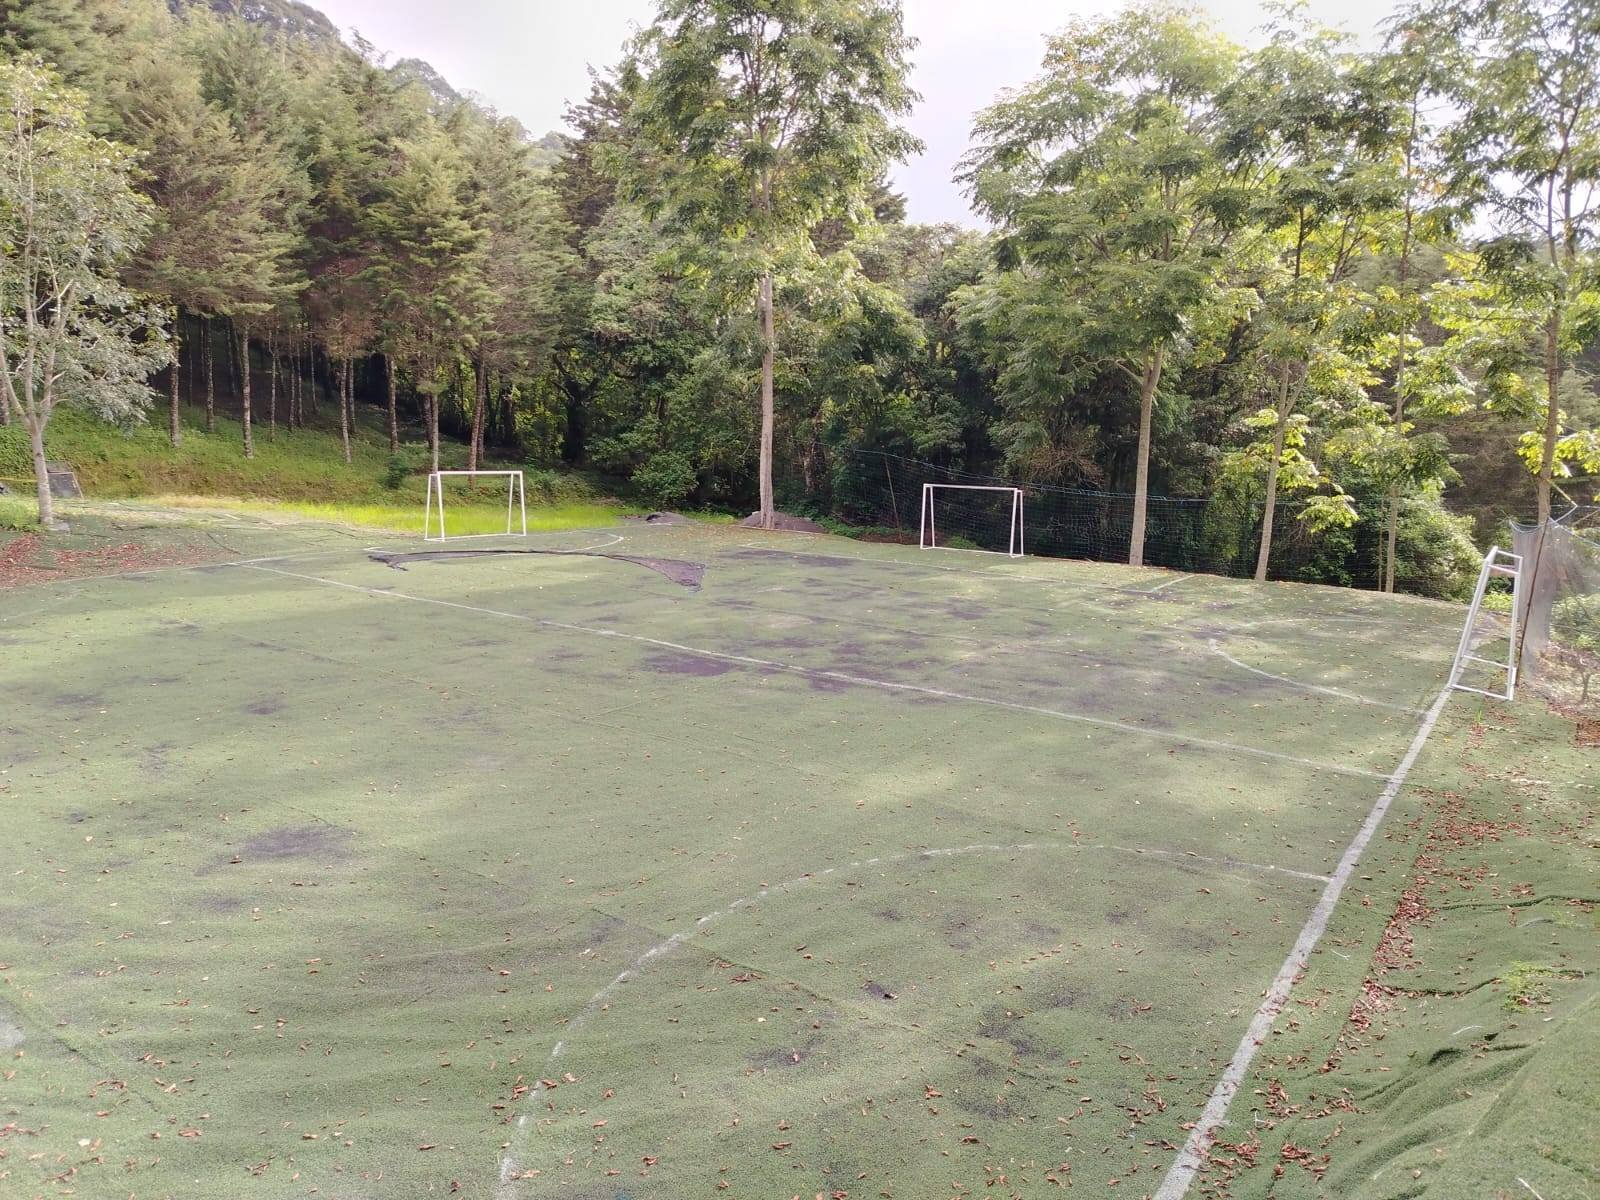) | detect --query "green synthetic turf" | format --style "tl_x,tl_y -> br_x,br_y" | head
3,517 -> 1542,1200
